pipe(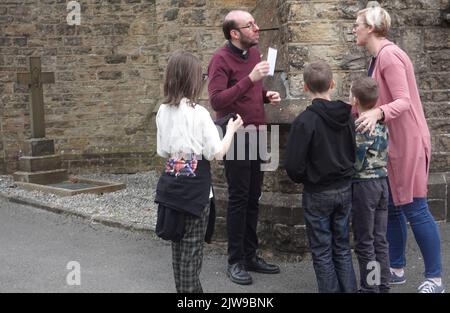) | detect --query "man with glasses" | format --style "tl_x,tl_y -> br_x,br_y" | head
207,10 -> 281,285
